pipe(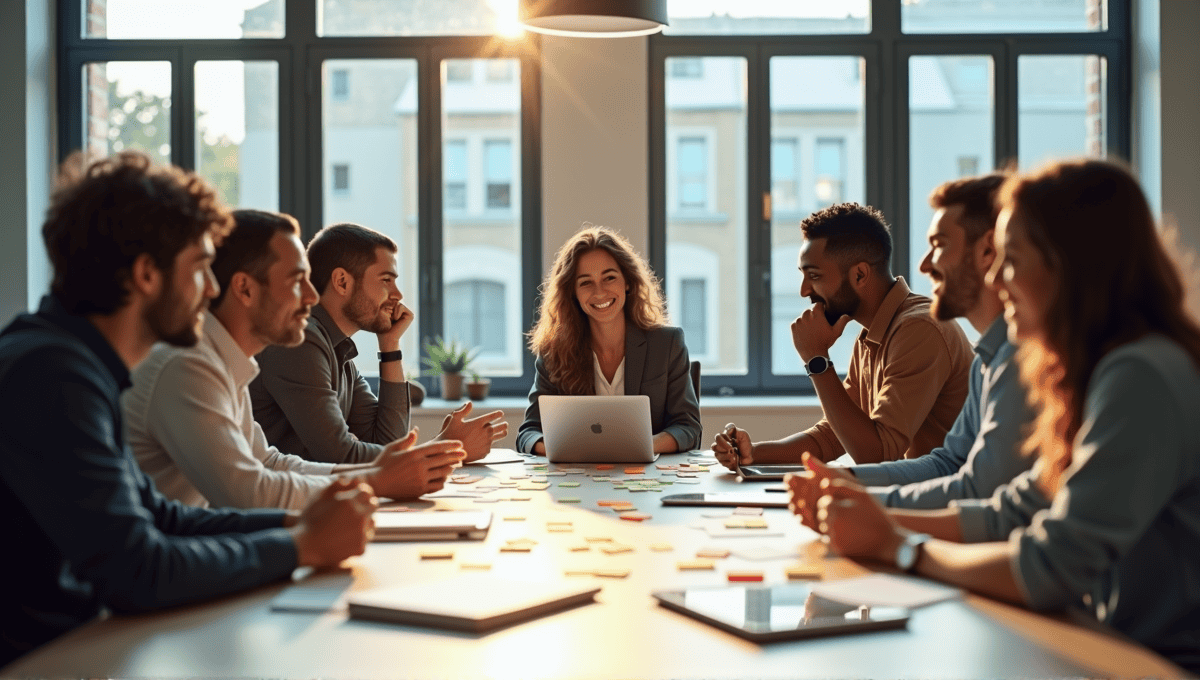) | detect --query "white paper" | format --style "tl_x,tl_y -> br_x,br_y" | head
465,448 -> 526,466
810,573 -> 963,609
